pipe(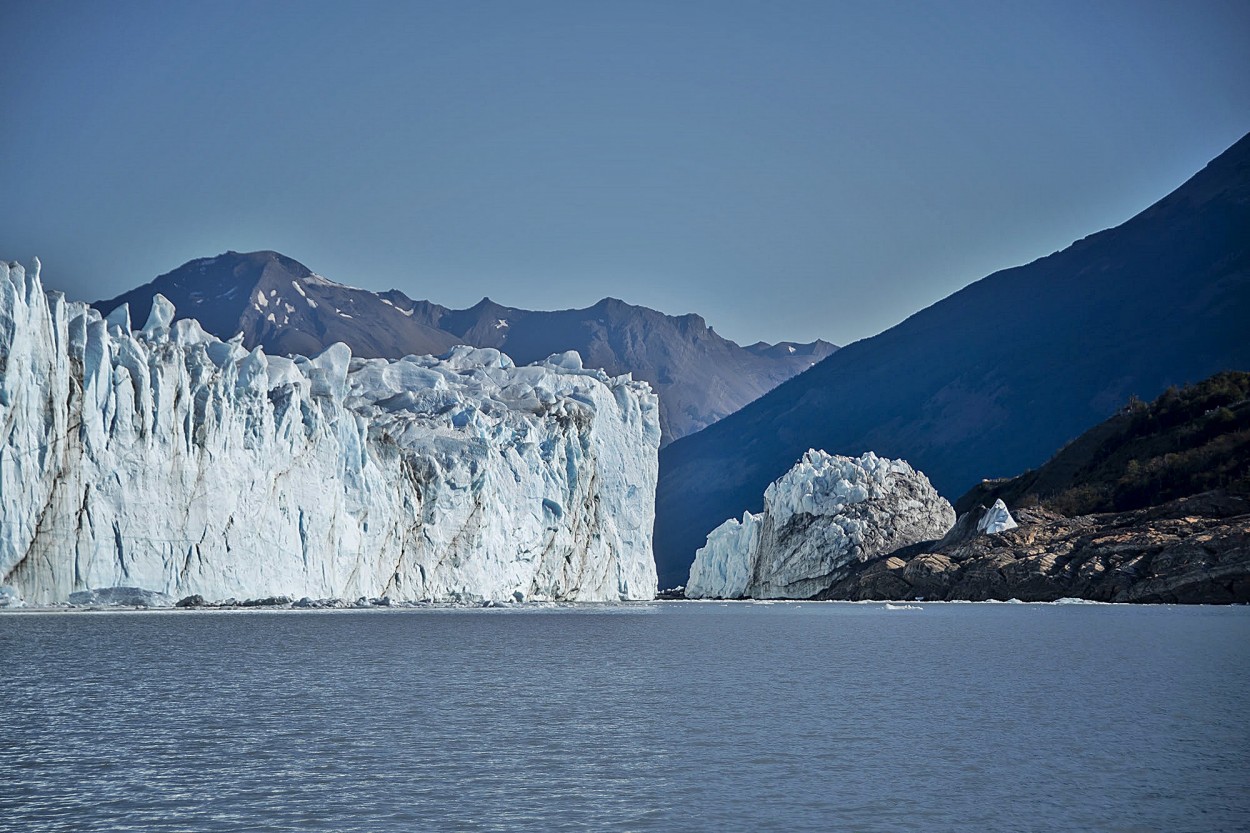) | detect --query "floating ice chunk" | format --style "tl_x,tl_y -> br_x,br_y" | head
977,499 -> 1019,535
0,585 -> 24,608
